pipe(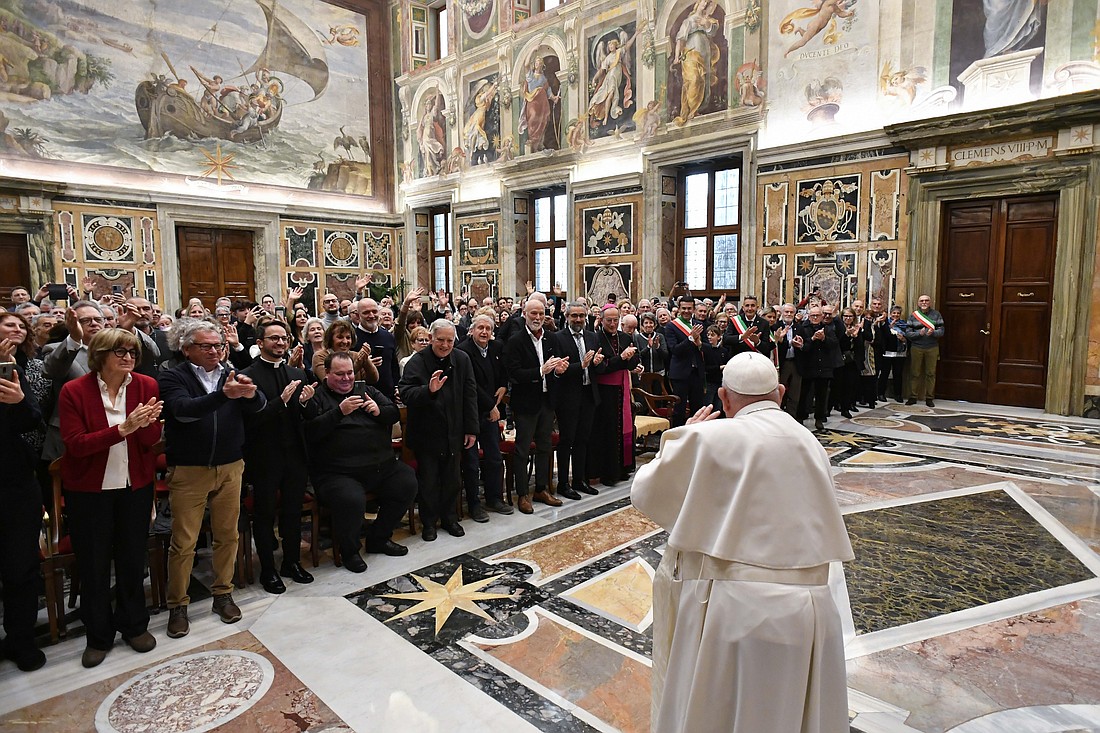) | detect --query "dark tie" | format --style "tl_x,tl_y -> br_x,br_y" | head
574,331 -> 589,385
